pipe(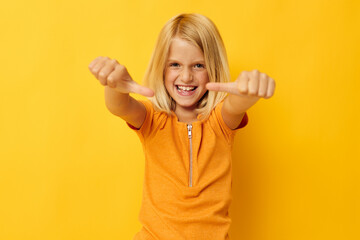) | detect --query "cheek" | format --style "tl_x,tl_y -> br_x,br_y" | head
164,78 -> 171,92
164,72 -> 175,92
197,71 -> 209,83
164,70 -> 177,83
